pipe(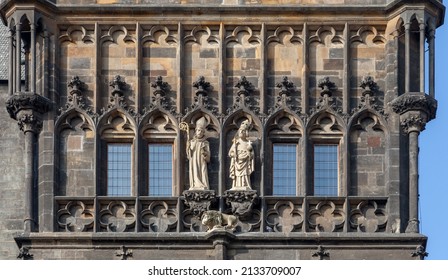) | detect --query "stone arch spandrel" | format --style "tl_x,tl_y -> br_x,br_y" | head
98,108 -> 137,139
